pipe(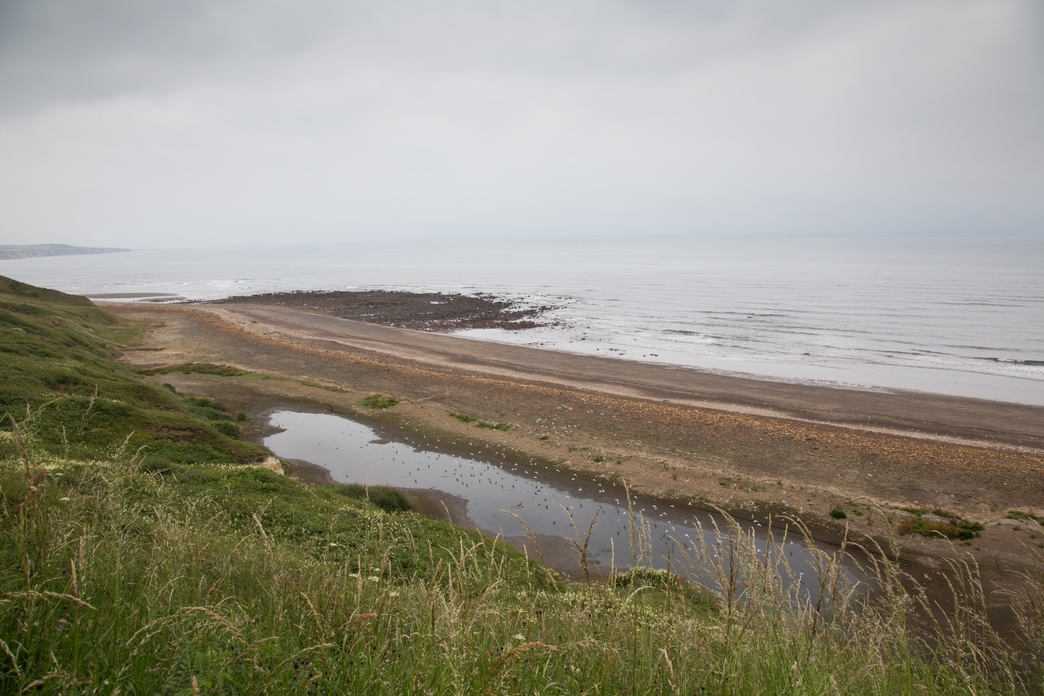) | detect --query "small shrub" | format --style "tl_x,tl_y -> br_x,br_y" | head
450,412 -> 477,423
593,456 -> 605,463
362,394 -> 399,410
236,410 -> 247,422
830,508 -> 847,520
